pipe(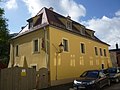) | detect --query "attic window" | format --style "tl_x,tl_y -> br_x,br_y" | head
66,20 -> 72,30
29,22 -> 33,29
34,13 -> 43,26
91,32 -> 94,38
80,26 -> 85,35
